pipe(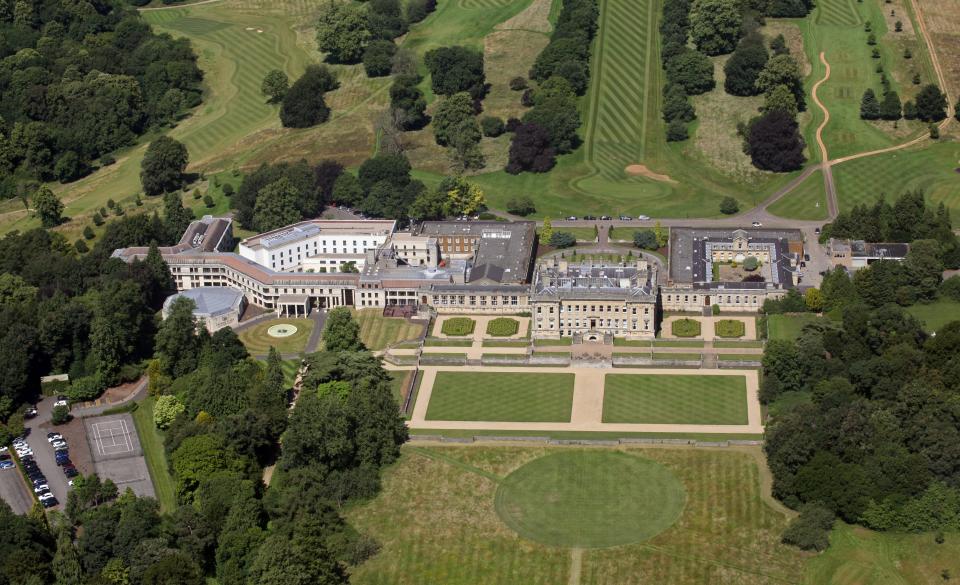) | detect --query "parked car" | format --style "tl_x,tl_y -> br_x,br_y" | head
38,492 -> 55,501
64,468 -> 78,478
752,221 -> 762,227
47,433 -> 63,443
33,484 -> 48,493
41,497 -> 59,508
0,461 -> 13,470
583,215 -> 596,220
54,397 -> 68,407
24,406 -> 37,419
619,215 -> 632,221
803,254 -> 810,261
814,227 -> 821,235
637,215 -> 650,220
51,440 -> 67,449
